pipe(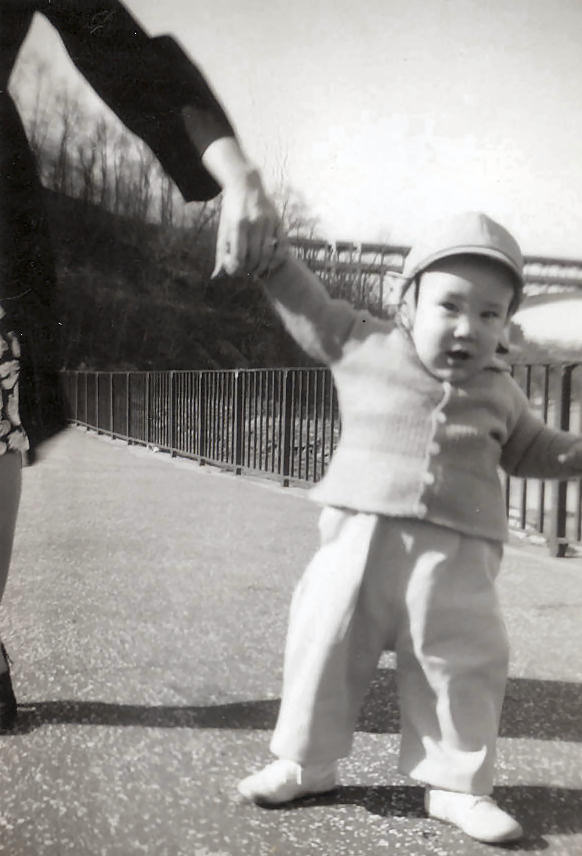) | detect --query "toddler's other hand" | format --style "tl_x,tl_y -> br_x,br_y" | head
558,440 -> 582,470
